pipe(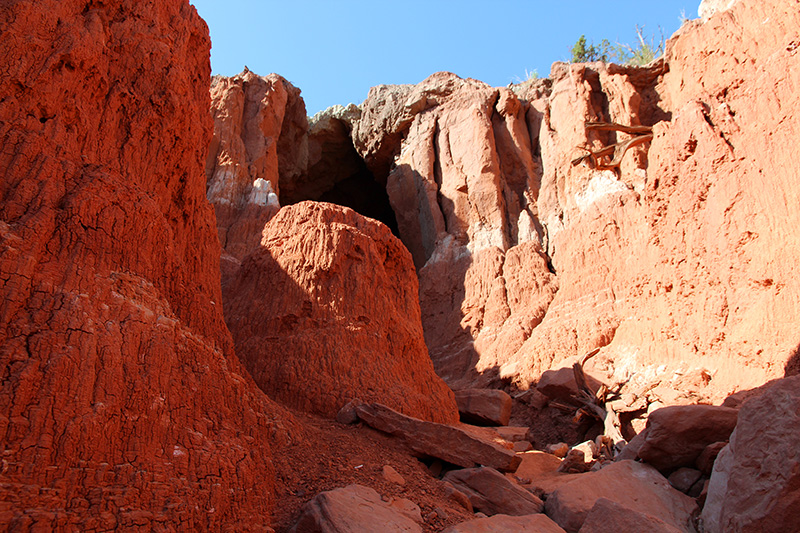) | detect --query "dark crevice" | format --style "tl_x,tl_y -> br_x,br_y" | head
432,120 -> 448,235
285,117 -> 400,237
317,169 -> 400,237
